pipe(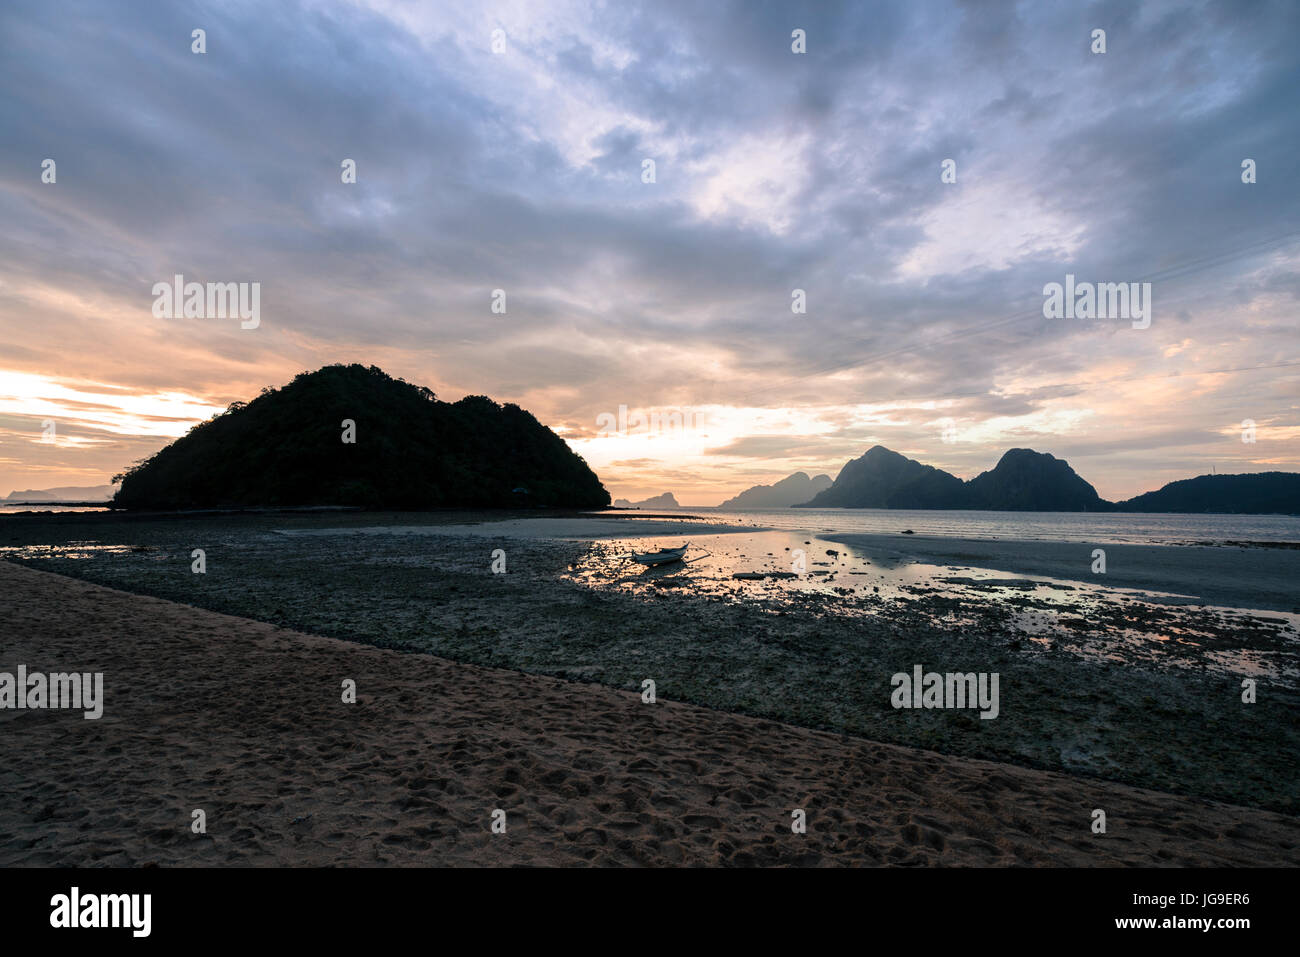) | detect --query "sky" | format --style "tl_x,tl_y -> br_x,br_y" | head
1,0 -> 1297,505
